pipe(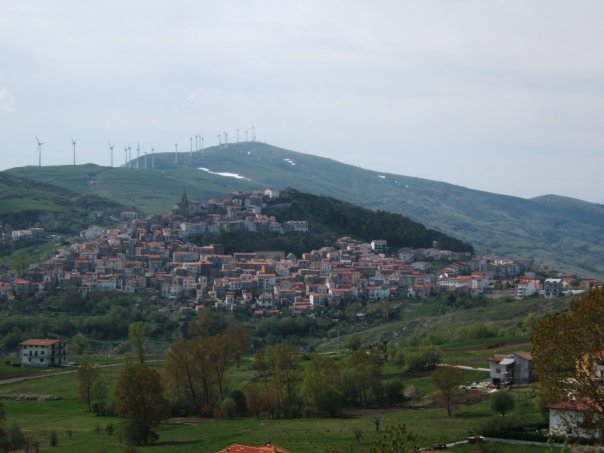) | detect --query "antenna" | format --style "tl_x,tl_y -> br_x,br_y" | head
108,143 -> 114,168
174,143 -> 178,164
71,137 -> 77,165
136,143 -> 140,169
35,136 -> 44,167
